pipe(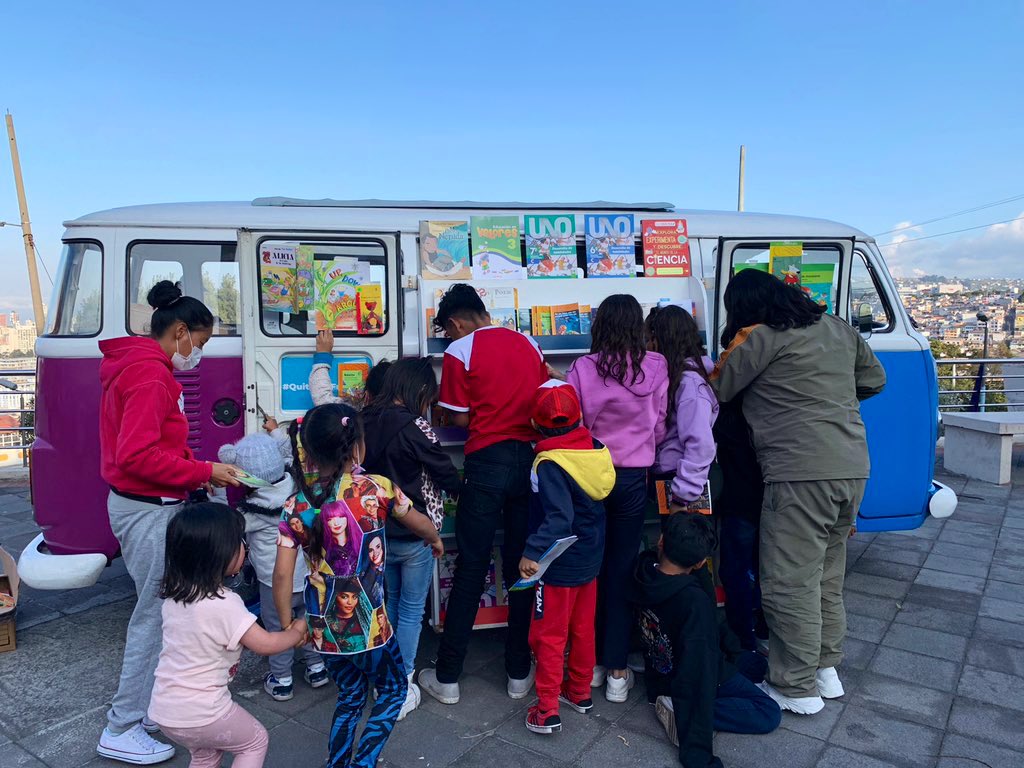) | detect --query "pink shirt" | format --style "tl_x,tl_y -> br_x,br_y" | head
148,589 -> 256,728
